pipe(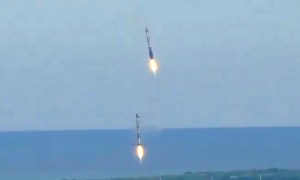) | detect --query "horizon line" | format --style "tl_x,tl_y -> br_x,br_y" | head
0,125 -> 299,133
